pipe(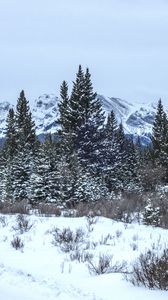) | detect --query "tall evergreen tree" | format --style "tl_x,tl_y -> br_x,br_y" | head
66,65 -> 85,134
11,90 -> 37,202
4,108 -> 17,160
58,66 -> 105,168
105,110 -> 118,140
15,90 -> 36,151
152,99 -> 168,179
58,81 -> 69,131
101,111 -> 120,191
76,67 -> 105,169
